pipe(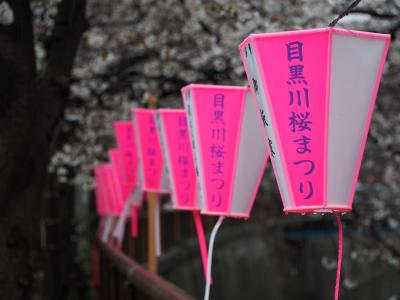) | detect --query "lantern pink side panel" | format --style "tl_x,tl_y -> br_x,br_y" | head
254,29 -> 329,208
94,182 -> 104,215
106,163 -> 122,216
109,149 -> 127,211
98,164 -> 117,216
94,167 -> 106,216
97,165 -> 111,215
132,109 -> 169,193
114,121 -> 139,194
158,110 -> 198,210
190,85 -> 245,215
